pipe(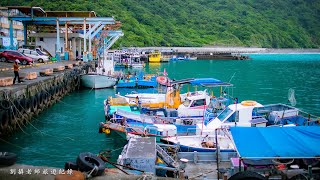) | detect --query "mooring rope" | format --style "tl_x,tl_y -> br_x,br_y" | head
0,138 -> 71,158
6,96 -> 75,141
